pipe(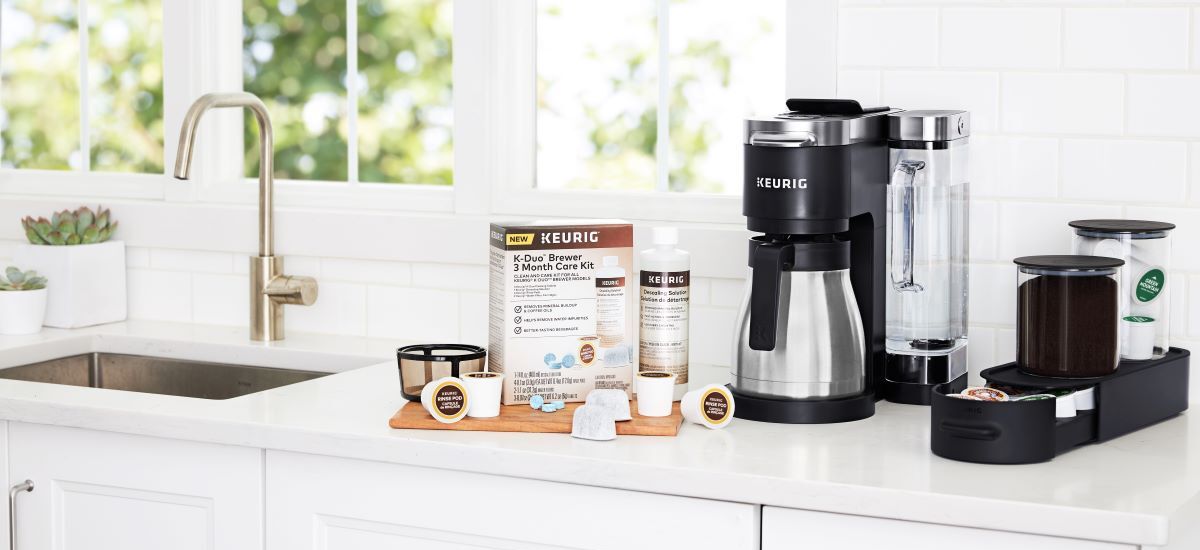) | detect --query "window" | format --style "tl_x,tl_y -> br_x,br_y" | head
536,0 -> 785,194
0,0 -> 163,173
243,0 -> 453,185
